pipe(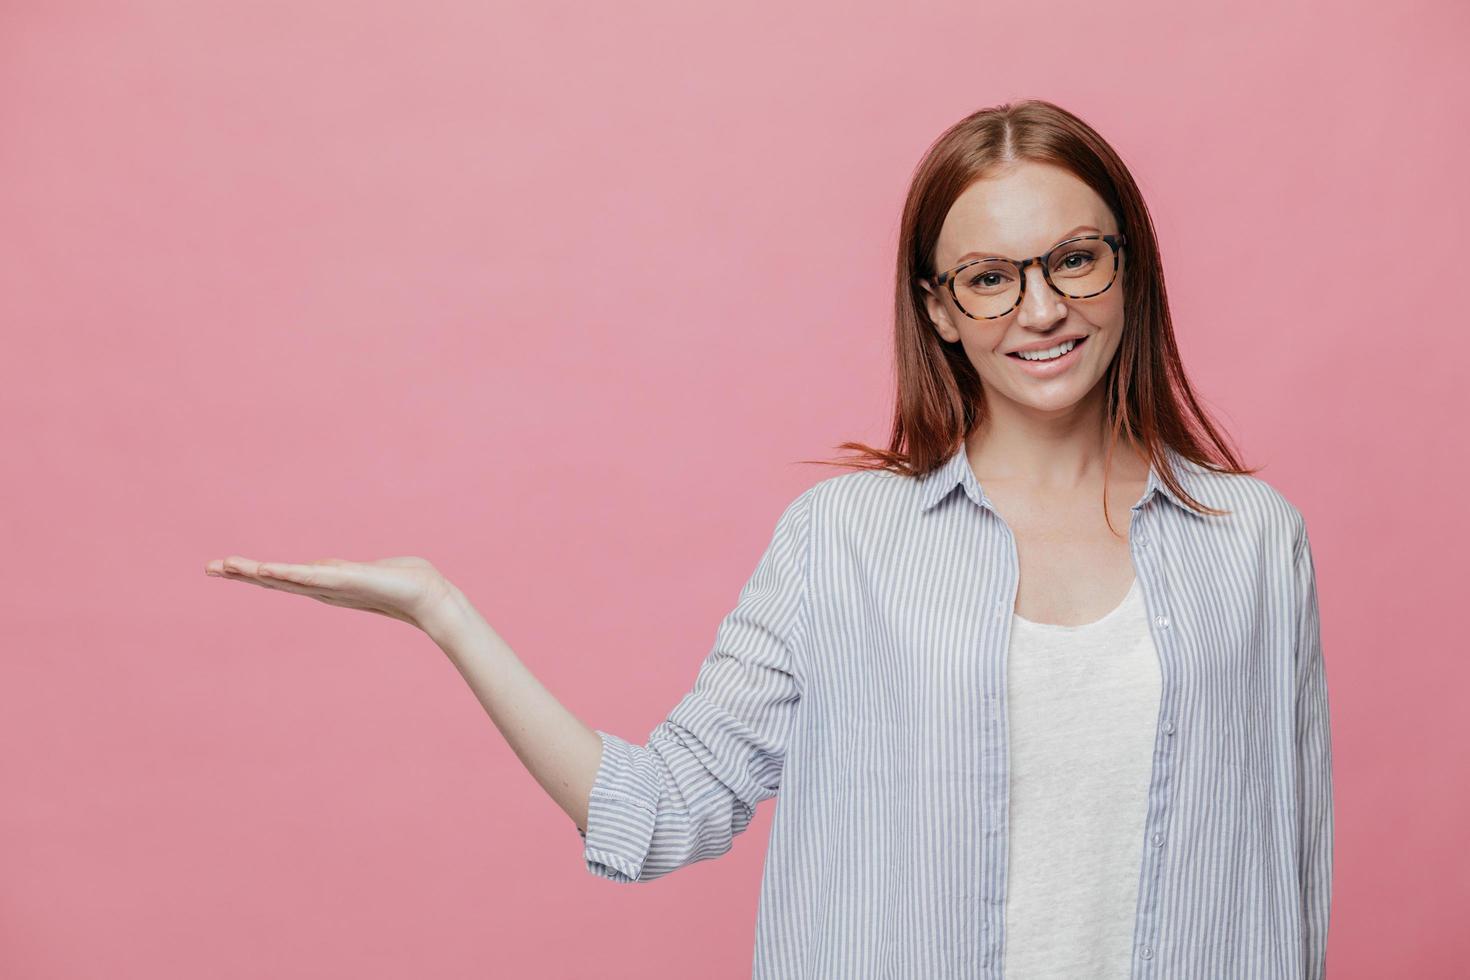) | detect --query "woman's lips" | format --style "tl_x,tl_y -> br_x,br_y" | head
1005,334 -> 1089,377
